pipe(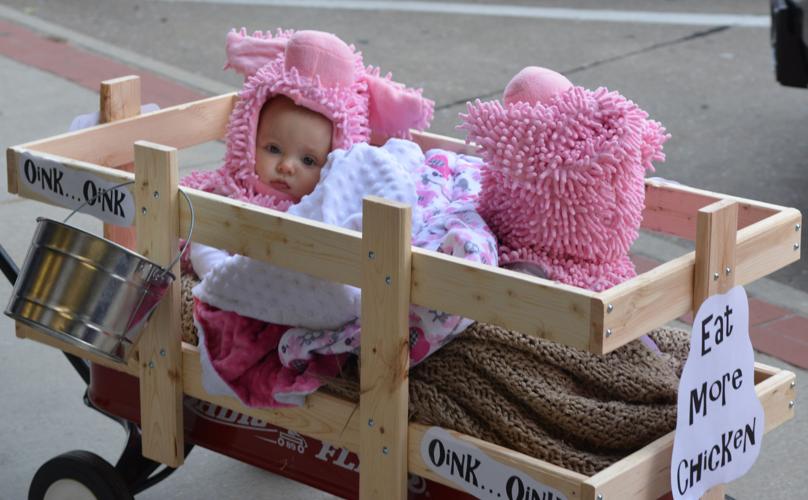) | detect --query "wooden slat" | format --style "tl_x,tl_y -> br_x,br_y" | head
642,180 -> 781,239
18,93 -> 235,168
100,75 -> 141,250
359,197 -> 412,500
134,140 -> 184,467
16,323 -> 139,376
600,208 -> 800,353
692,200 -> 738,500
410,130 -> 478,155
580,365 -> 795,500
735,208 -> 802,285
181,188 -> 363,286
6,147 -> 18,194
693,200 -> 738,309
100,76 -> 141,123
411,250 -> 597,350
